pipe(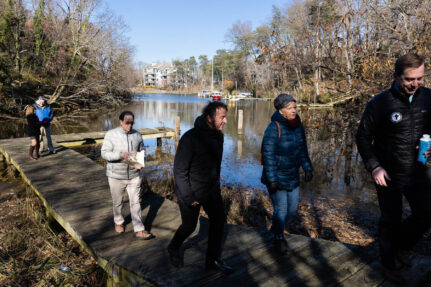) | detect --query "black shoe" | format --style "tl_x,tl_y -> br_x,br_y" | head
382,266 -> 408,286
167,246 -> 183,268
274,238 -> 288,254
396,249 -> 413,267
205,259 -> 233,273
